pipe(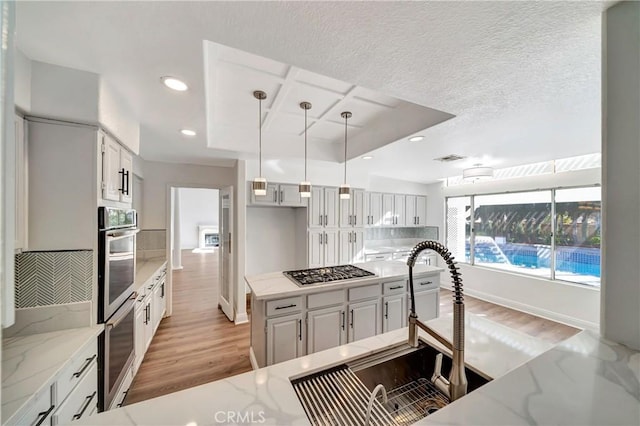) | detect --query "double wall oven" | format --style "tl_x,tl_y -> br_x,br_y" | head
97,207 -> 138,411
